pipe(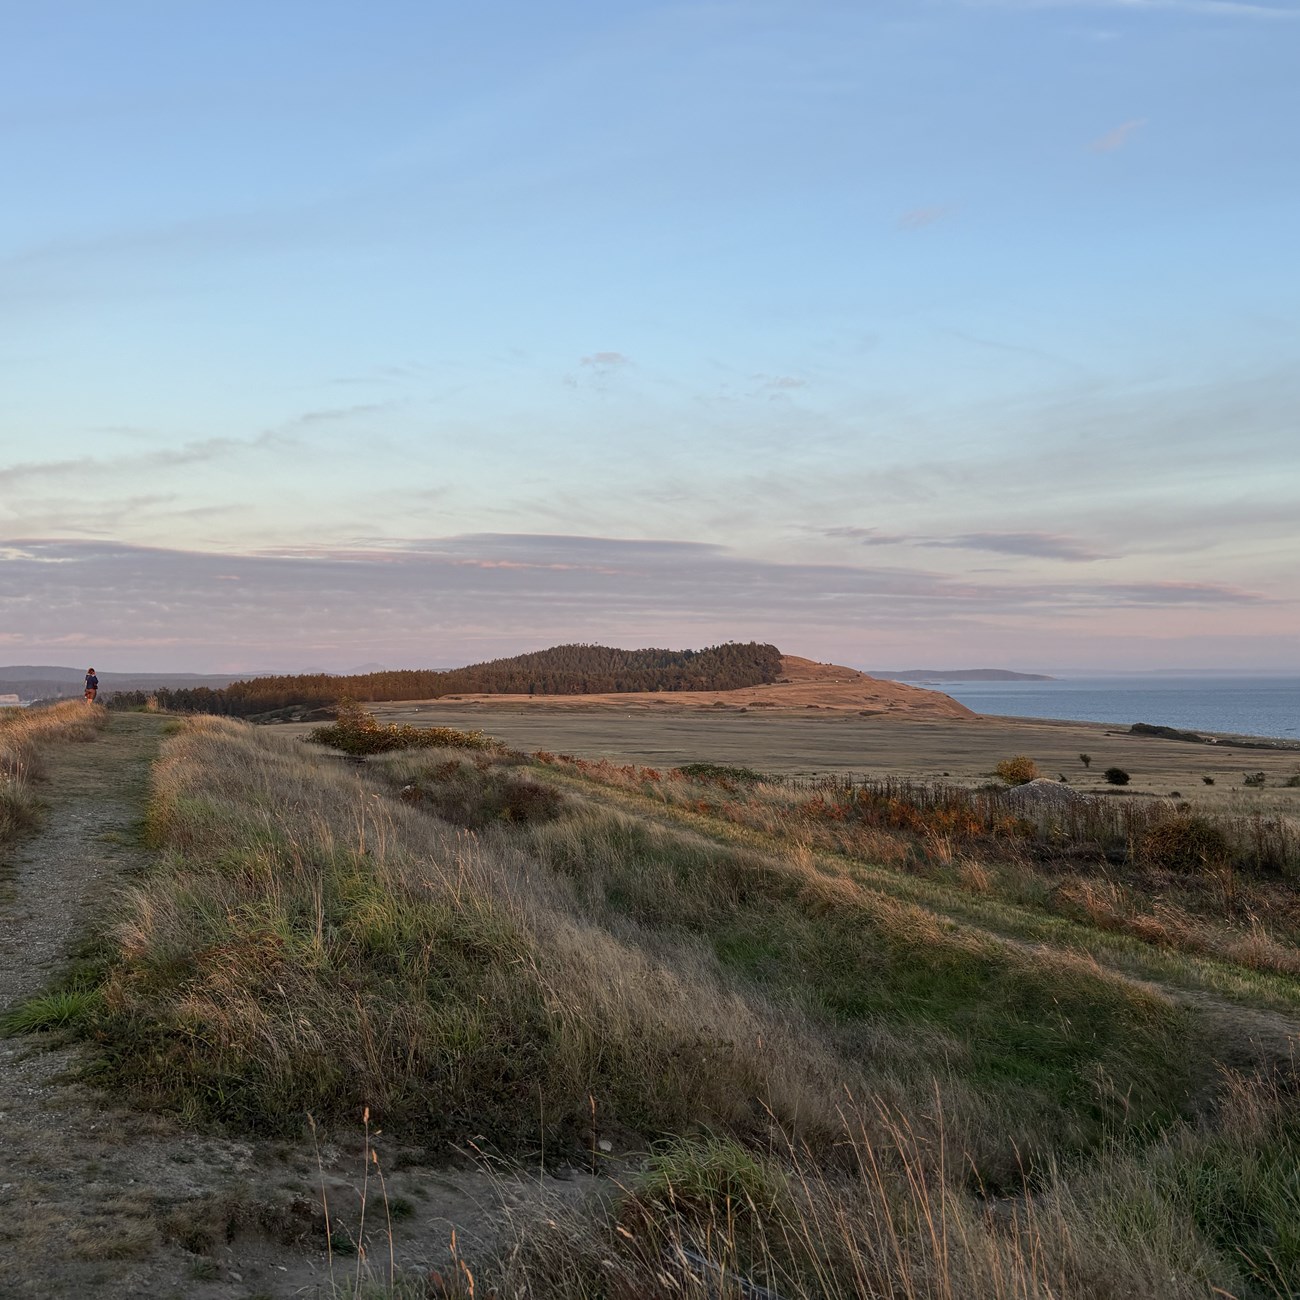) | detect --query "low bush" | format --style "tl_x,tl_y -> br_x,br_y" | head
1104,767 -> 1131,786
1136,815 -> 1231,873
674,761 -> 767,785
995,755 -> 1039,786
307,703 -> 493,756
